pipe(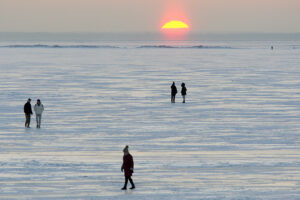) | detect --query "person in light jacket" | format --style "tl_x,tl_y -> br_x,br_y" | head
34,99 -> 44,128
121,145 -> 135,190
